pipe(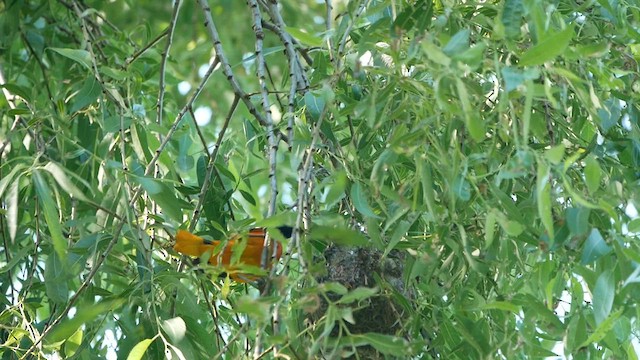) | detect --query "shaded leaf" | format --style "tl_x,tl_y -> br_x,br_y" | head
33,170 -> 67,261
593,270 -> 615,325
580,228 -> 611,265
350,182 -> 381,219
